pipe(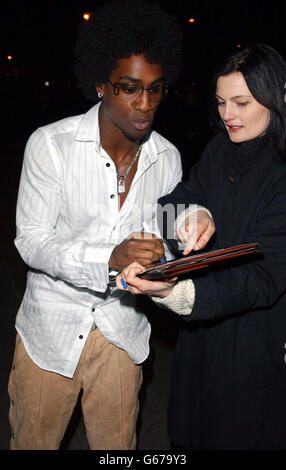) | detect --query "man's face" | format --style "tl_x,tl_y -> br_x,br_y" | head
97,54 -> 165,142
